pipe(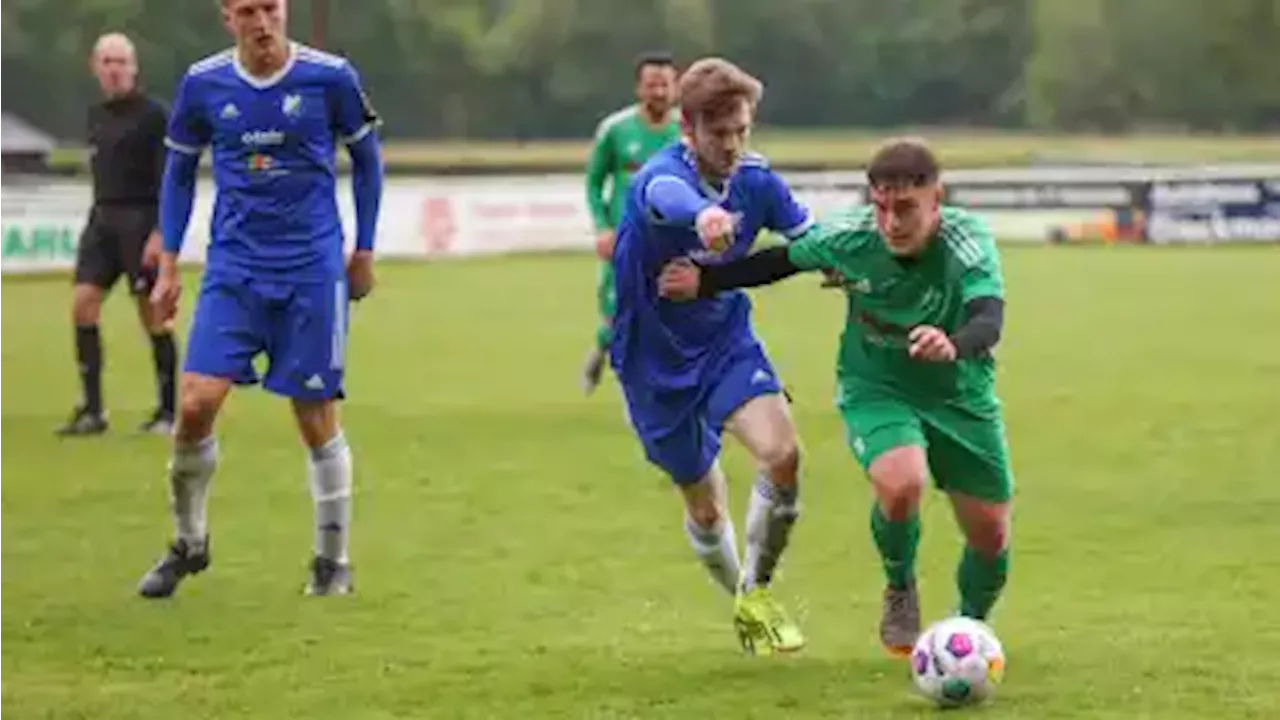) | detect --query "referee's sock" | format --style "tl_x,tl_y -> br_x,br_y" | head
149,331 -> 178,415
75,324 -> 104,415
